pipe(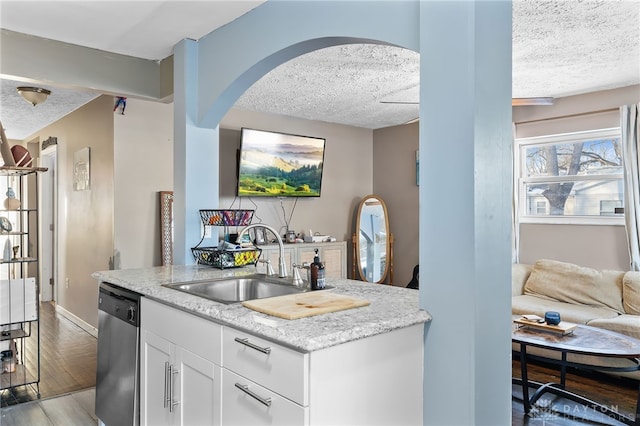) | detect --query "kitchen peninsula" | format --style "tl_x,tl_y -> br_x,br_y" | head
93,265 -> 430,426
